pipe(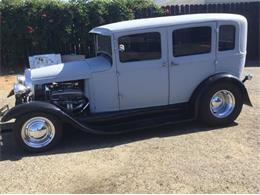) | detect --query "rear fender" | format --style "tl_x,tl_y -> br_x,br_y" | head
190,73 -> 252,118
